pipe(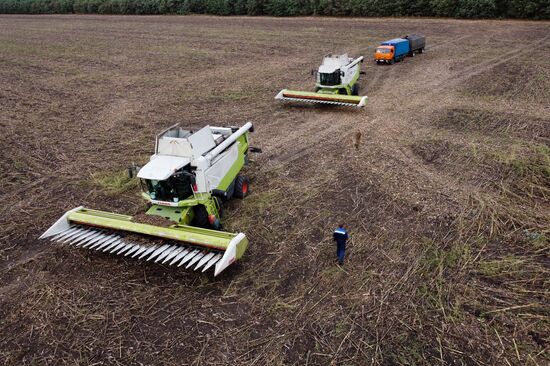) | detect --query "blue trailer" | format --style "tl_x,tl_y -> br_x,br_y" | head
380,38 -> 409,63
